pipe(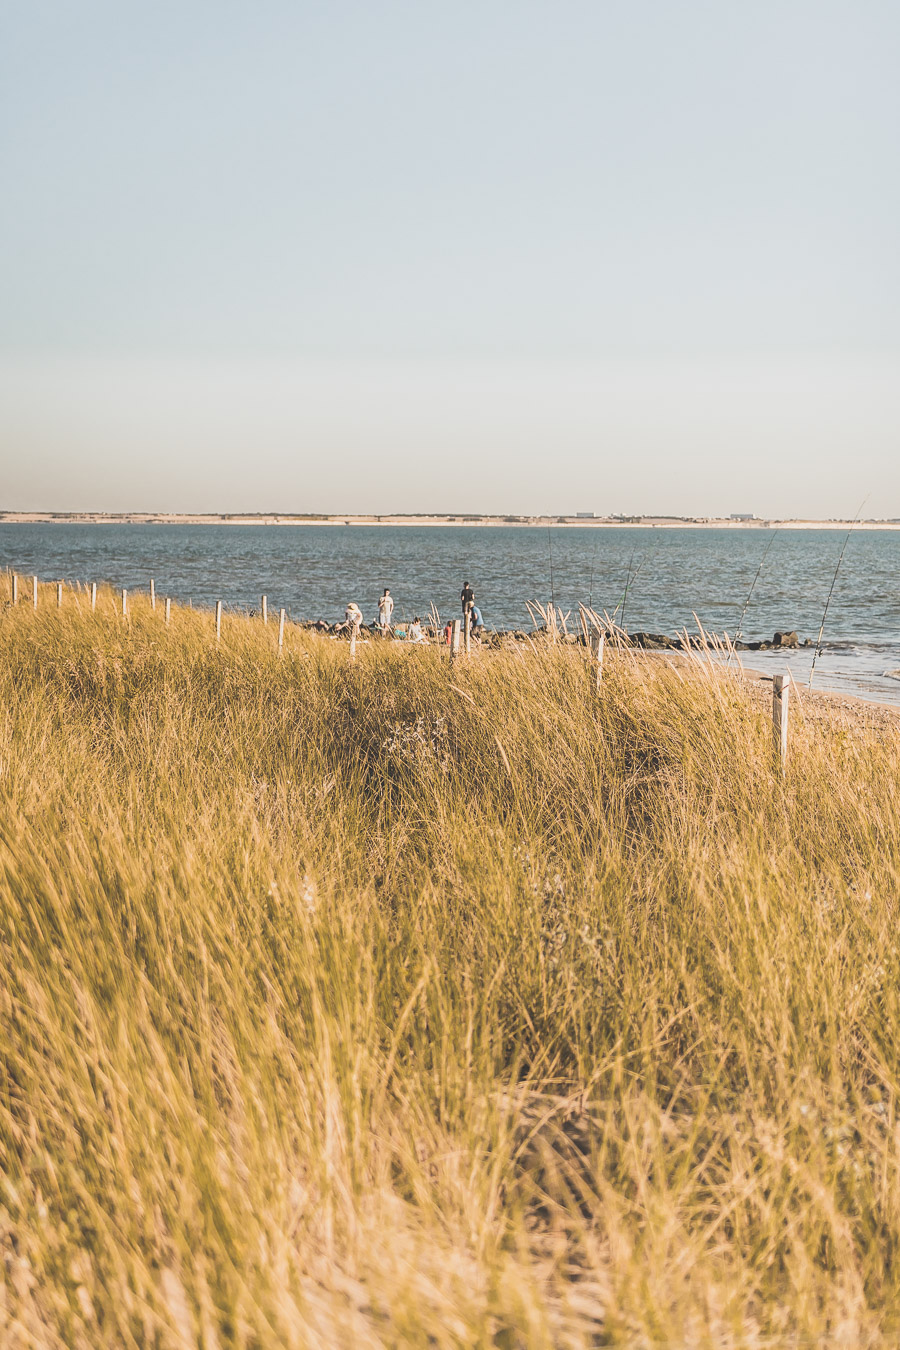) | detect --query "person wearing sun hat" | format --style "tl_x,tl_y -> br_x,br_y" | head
344,601 -> 363,636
